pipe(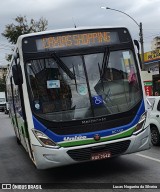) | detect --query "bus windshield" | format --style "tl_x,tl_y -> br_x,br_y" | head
26,49 -> 141,122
